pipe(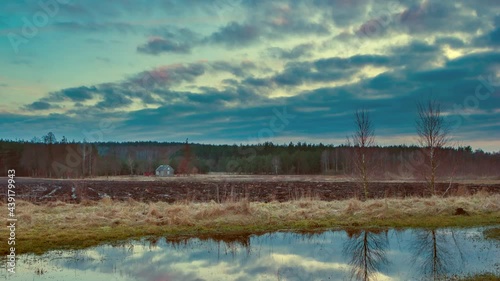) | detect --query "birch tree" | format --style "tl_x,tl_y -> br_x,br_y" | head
415,100 -> 450,194
351,109 -> 375,200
